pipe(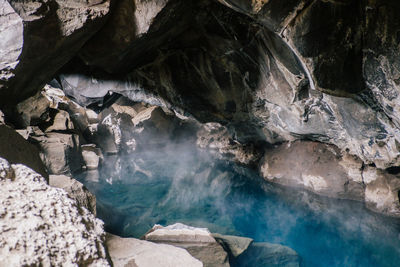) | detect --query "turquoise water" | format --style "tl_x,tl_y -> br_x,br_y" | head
77,142 -> 400,267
